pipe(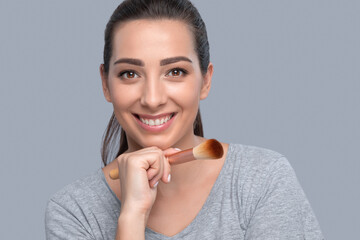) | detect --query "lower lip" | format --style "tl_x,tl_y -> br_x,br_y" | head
135,114 -> 176,133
